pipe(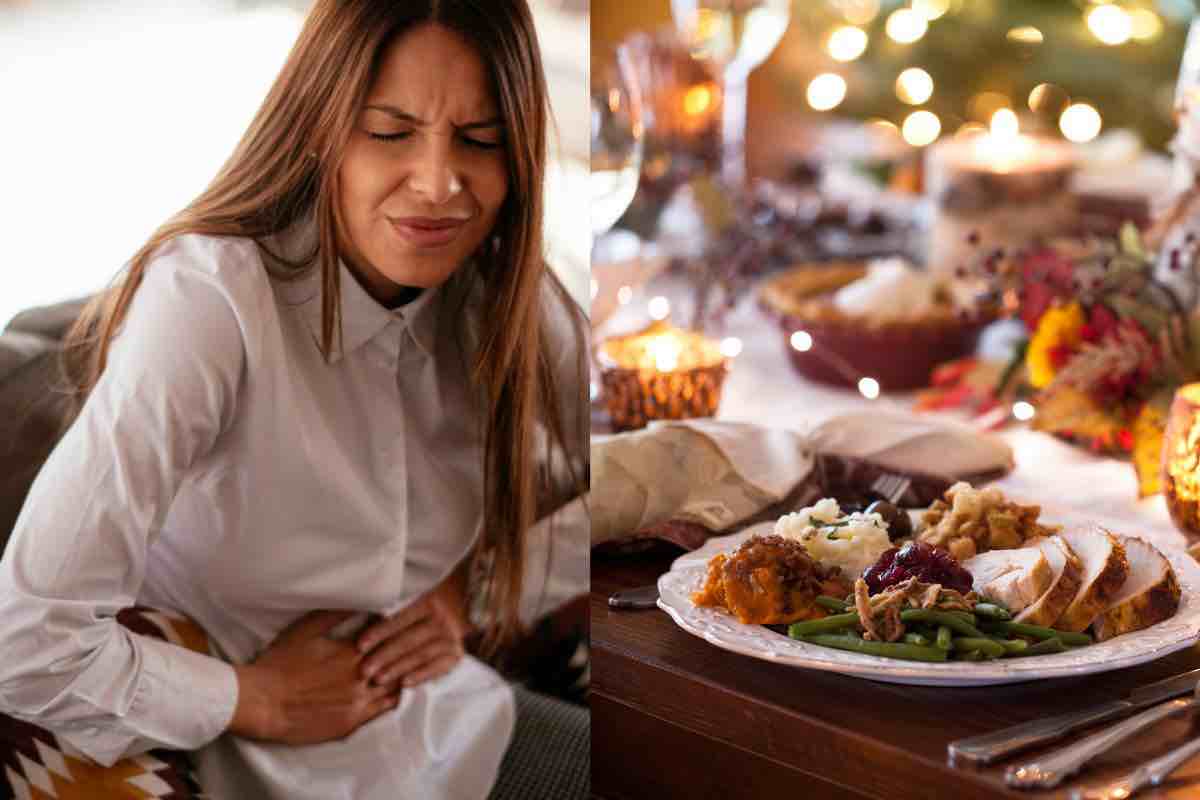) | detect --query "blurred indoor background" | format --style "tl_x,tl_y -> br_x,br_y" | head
0,0 -> 588,328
